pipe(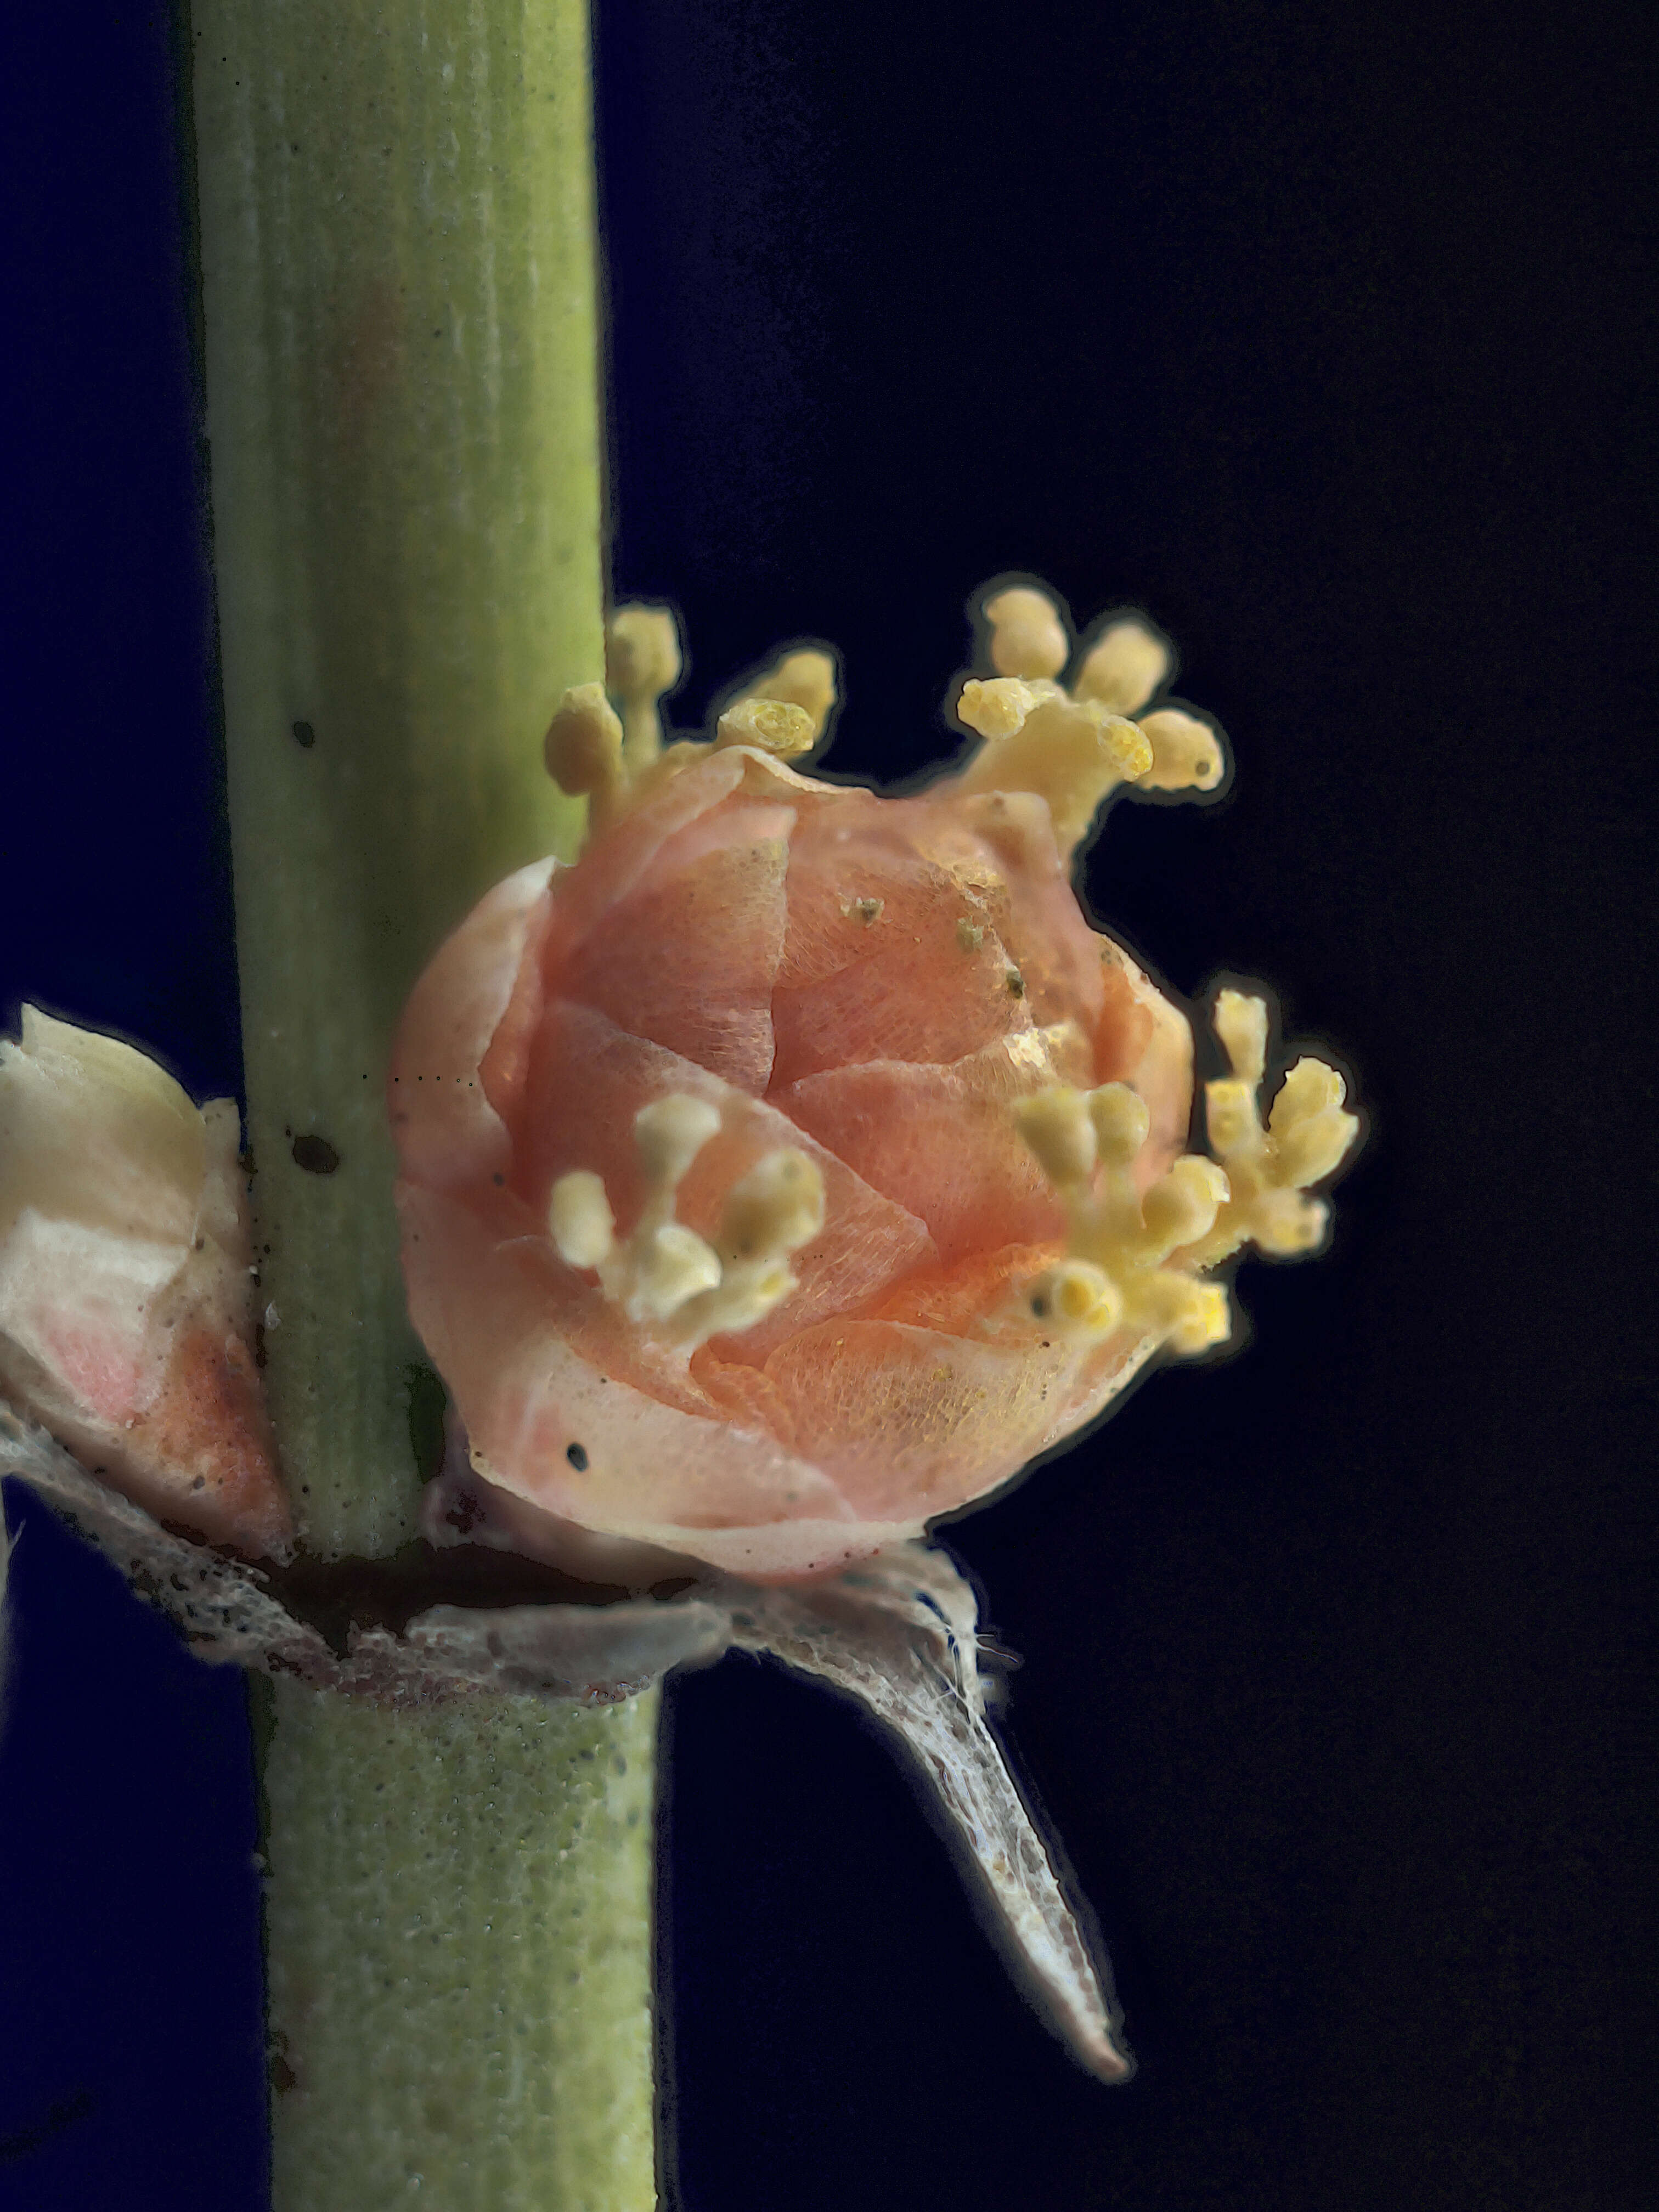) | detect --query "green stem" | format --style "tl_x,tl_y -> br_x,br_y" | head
185,7 -> 657,2204
262,1683 -> 661,2210
189,0 -> 597,1558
